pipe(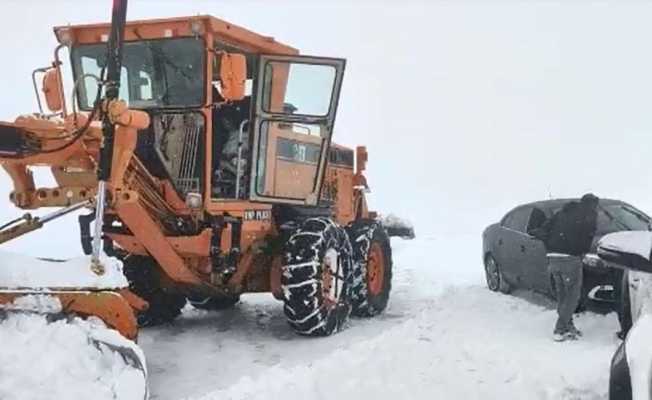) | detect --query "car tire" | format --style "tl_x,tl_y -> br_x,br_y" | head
485,255 -> 510,294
